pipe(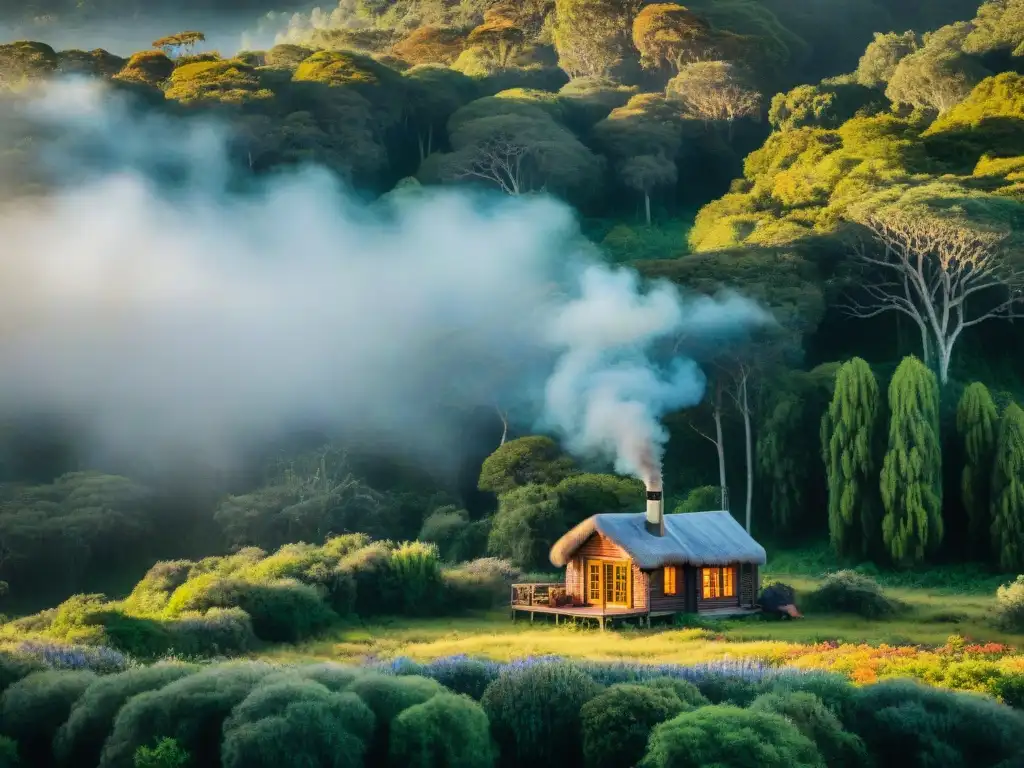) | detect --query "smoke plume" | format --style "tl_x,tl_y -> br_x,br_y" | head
0,77 -> 768,482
